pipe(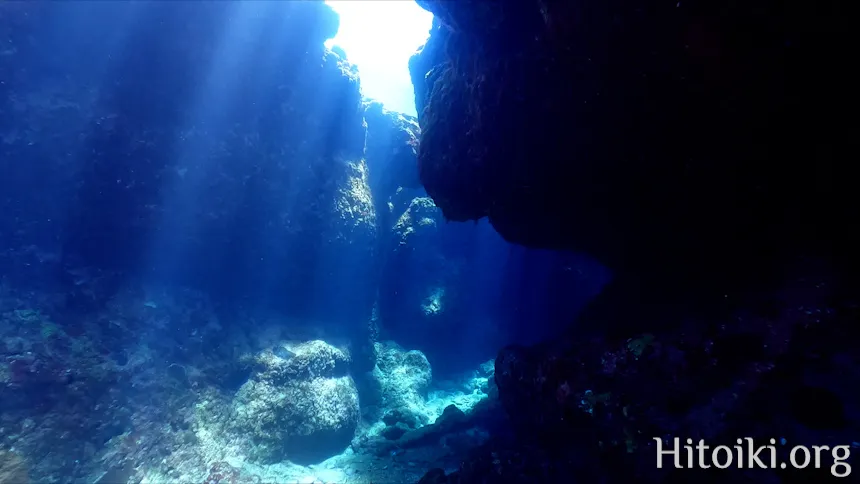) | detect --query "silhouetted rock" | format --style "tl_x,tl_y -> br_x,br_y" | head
410,1 -> 858,483
410,0 -> 856,309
